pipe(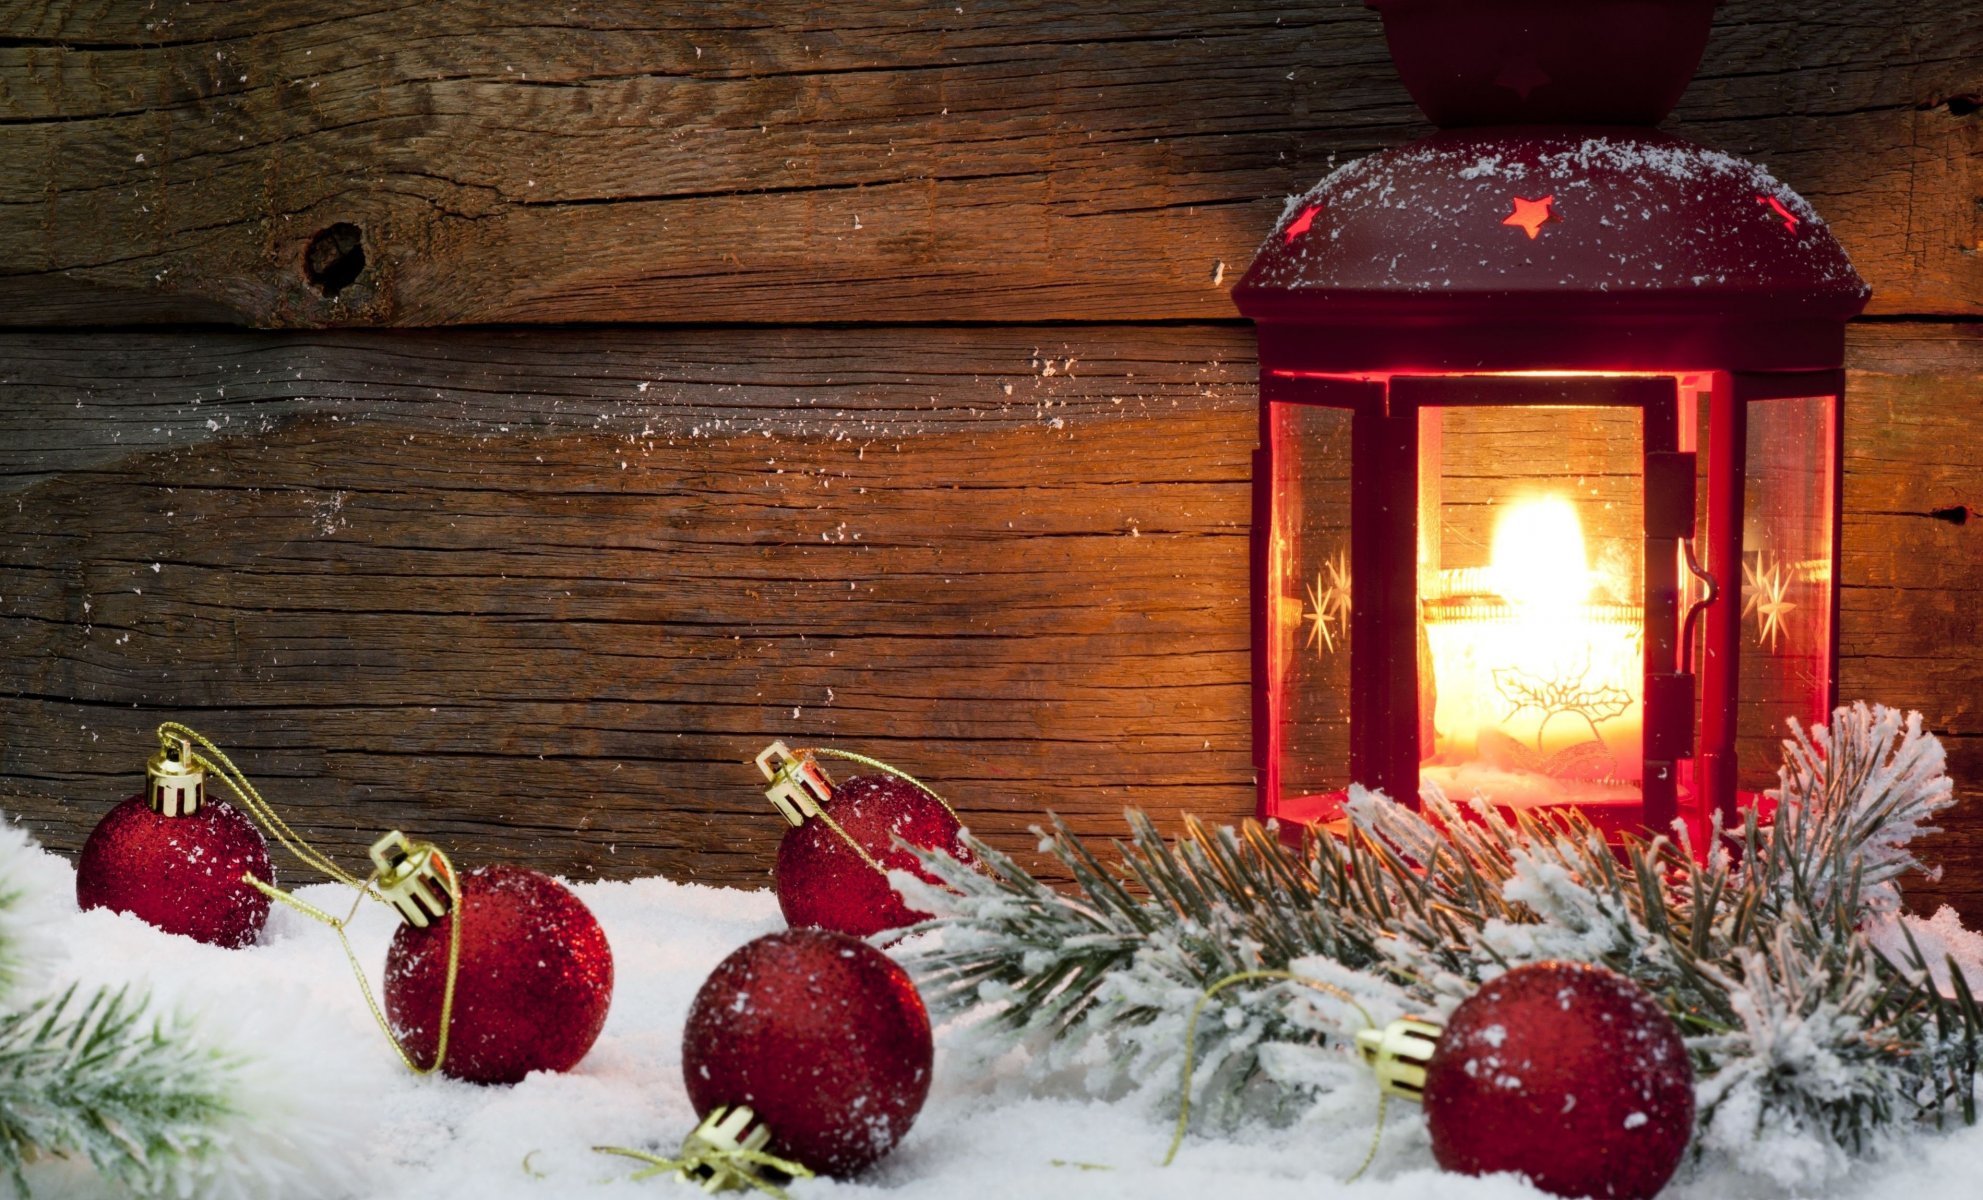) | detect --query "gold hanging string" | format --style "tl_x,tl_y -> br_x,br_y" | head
243,854 -> 465,1076
781,746 -> 960,875
790,746 -> 960,824
811,806 -> 891,875
593,1144 -> 816,1199
155,722 -> 466,1076
1164,969 -> 1389,1184
156,721 -> 366,889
